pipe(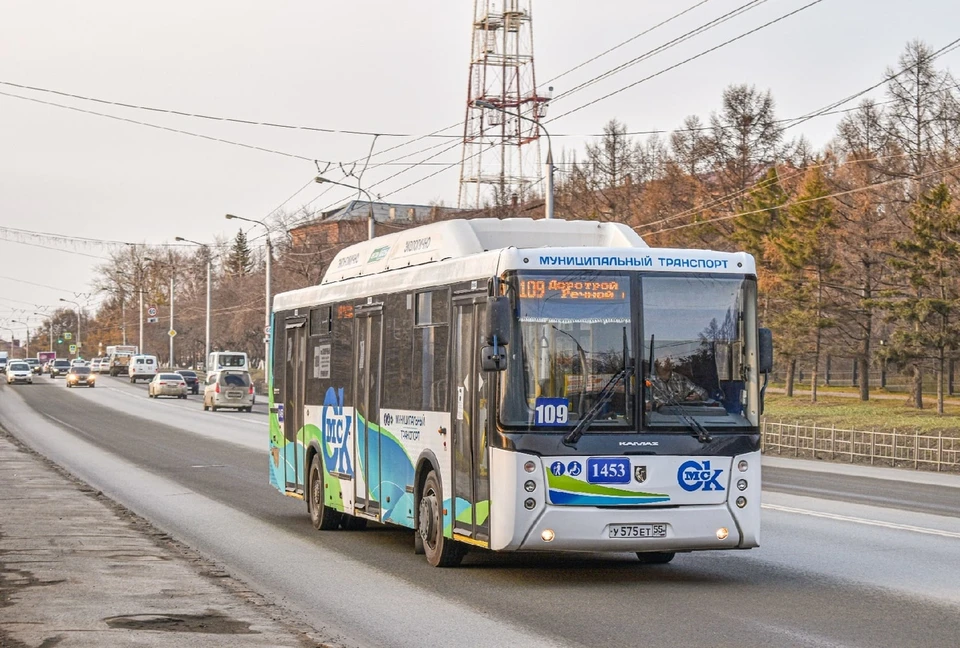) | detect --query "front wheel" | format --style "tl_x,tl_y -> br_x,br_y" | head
636,552 -> 675,565
308,455 -> 341,530
418,470 -> 465,567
